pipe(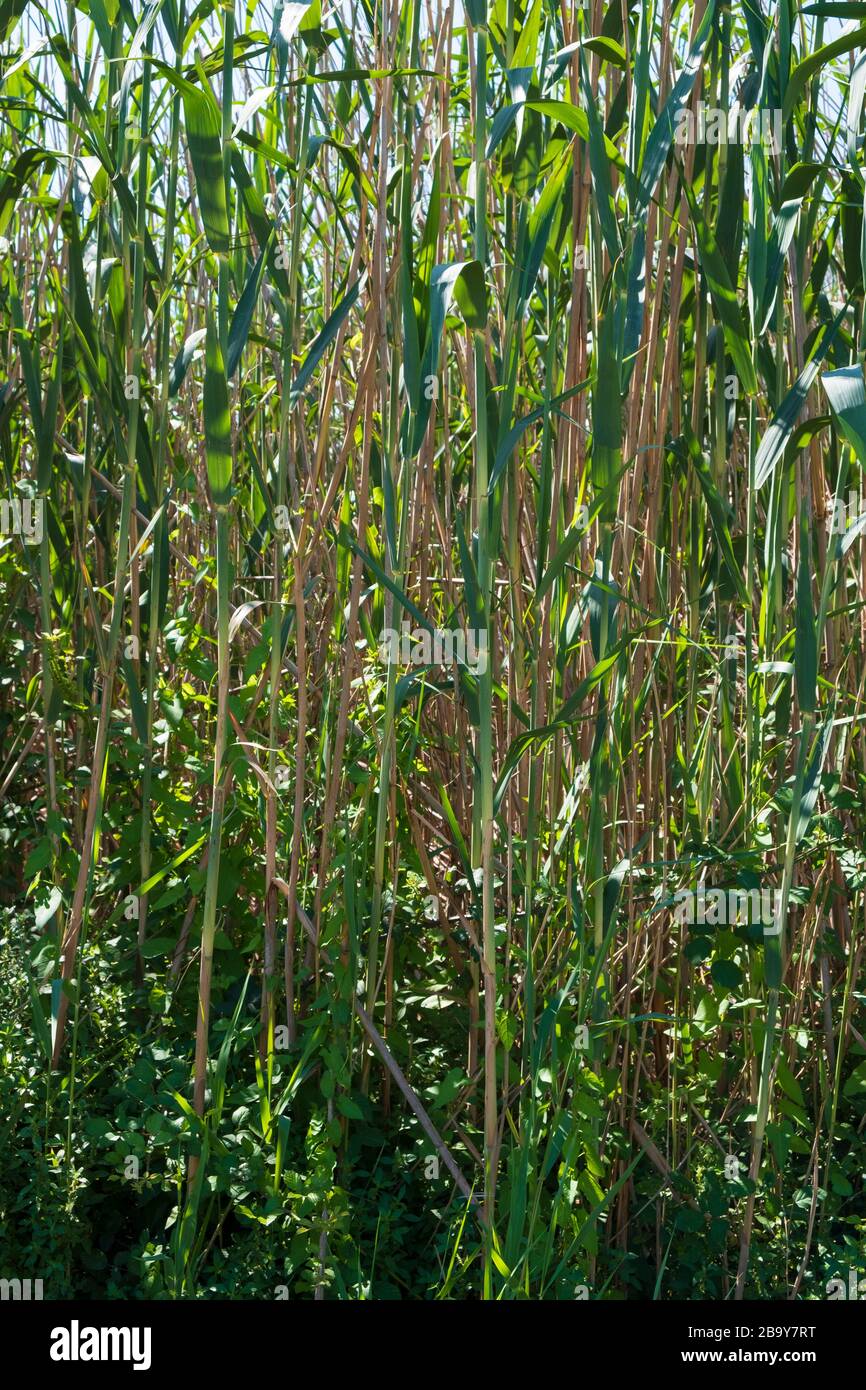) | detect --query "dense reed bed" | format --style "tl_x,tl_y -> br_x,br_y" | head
1,0 -> 865,1299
